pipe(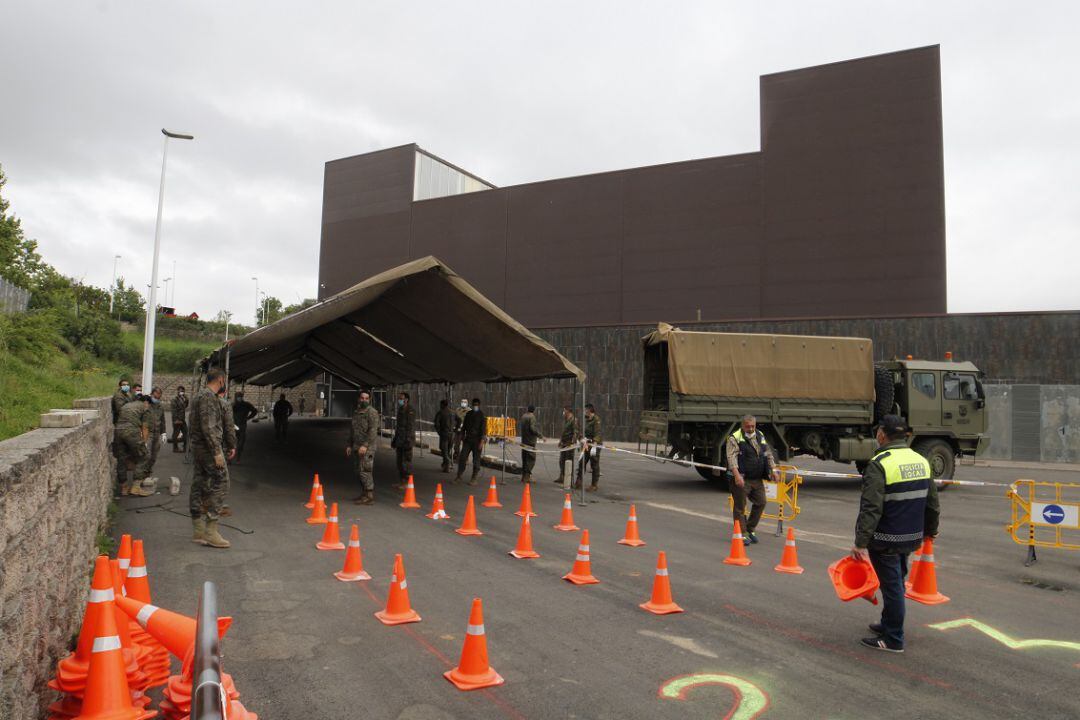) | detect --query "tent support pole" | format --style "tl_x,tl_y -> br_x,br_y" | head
578,374 -> 586,507
501,381 -> 510,486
